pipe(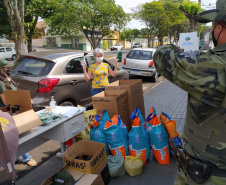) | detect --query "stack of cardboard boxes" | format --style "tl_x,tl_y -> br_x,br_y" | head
92,79 -> 145,131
